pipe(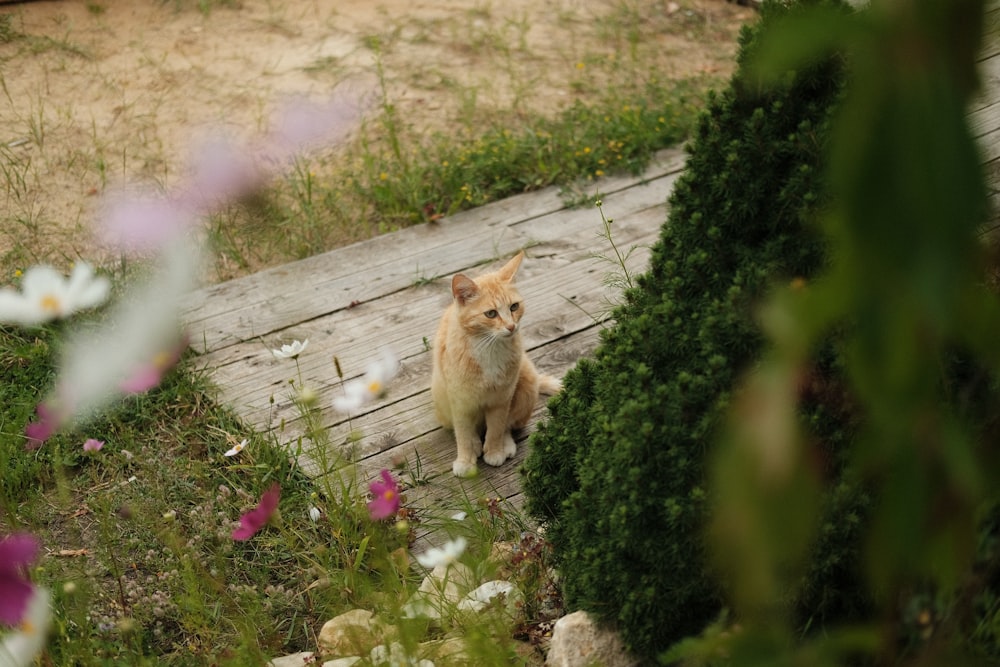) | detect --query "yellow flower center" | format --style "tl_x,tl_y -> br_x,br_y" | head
368,380 -> 383,394
153,350 -> 172,369
383,490 -> 396,501
20,619 -> 36,636
40,293 -> 61,313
